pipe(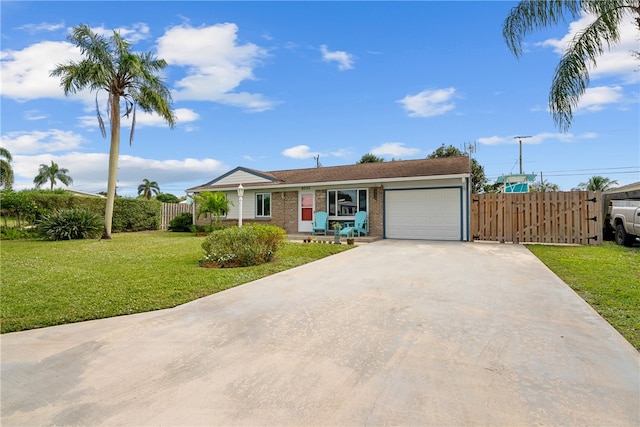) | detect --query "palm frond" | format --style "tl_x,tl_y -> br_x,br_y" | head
0,159 -> 15,189
129,105 -> 136,146
503,0 -> 582,57
95,93 -> 106,138
550,2 -> 629,130
0,147 -> 12,162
